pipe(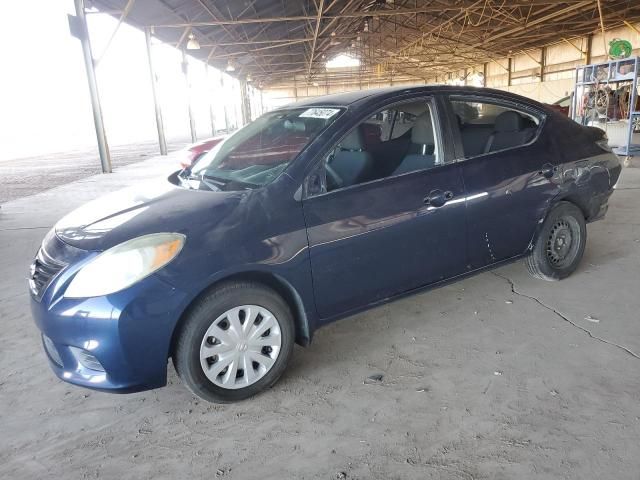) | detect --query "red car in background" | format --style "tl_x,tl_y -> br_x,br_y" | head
176,136 -> 227,169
